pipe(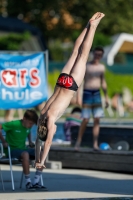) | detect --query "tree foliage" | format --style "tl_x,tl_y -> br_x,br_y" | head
0,31 -> 31,50
104,68 -> 133,97
5,0 -> 133,41
1,0 -> 133,60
